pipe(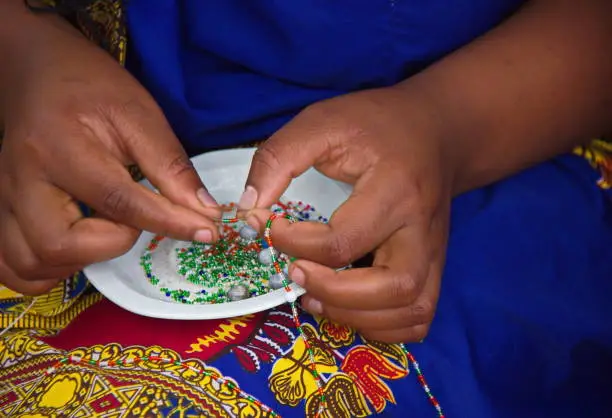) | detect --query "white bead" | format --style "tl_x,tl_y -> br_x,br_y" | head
284,289 -> 298,303
228,285 -> 250,301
